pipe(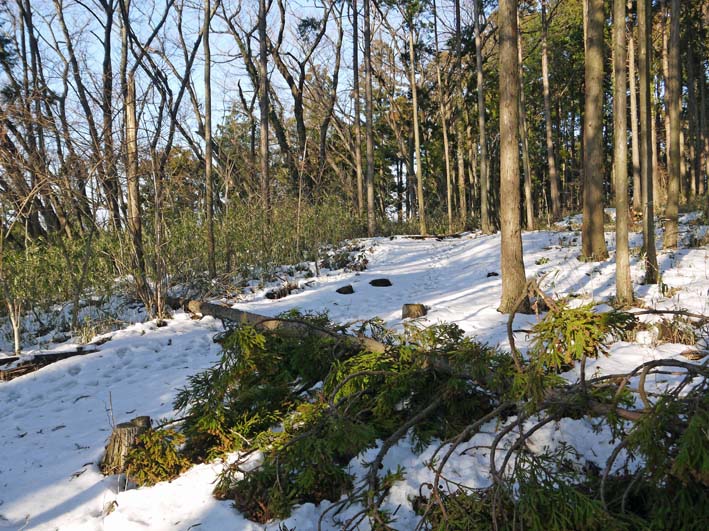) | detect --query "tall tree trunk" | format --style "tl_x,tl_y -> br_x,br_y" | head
433,0 -> 453,233
363,0 -> 376,236
614,0 -> 632,304
680,127 -> 687,200
661,0 -> 671,192
517,13 -> 534,230
204,0 -> 216,279
455,0 -> 467,228
100,0 -> 120,231
687,48 -> 698,198
638,0 -> 658,283
125,72 -> 149,303
408,21 -> 426,235
497,0 -> 527,314
581,0 -> 608,260
474,0 -> 491,234
699,57 -> 708,197
664,0 -> 680,249
258,0 -> 270,211
541,0 -> 560,220
651,95 -> 661,203
628,24 -> 642,211
352,0 -> 364,216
